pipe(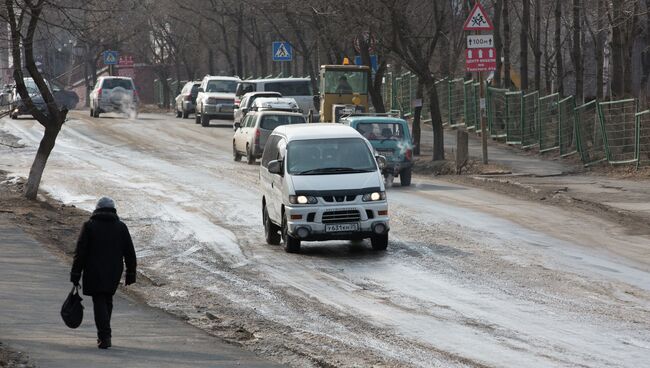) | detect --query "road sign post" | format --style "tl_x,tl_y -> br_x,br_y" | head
464,1 -> 495,164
